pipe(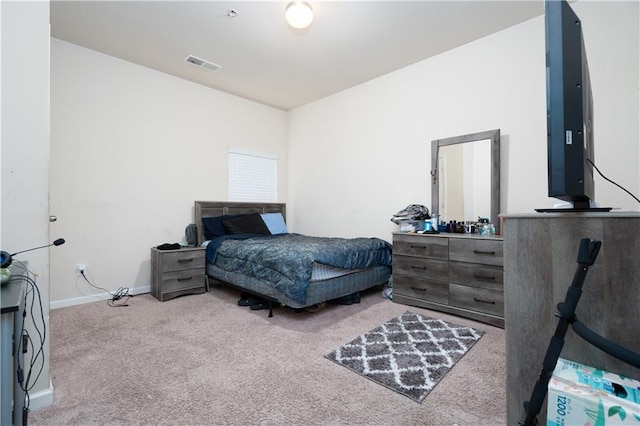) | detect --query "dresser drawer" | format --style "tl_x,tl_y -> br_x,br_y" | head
449,283 -> 504,316
393,234 -> 448,259
393,255 -> 449,281
162,250 -> 205,272
160,269 -> 206,293
449,238 -> 503,266
449,261 -> 504,291
393,274 -> 448,304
